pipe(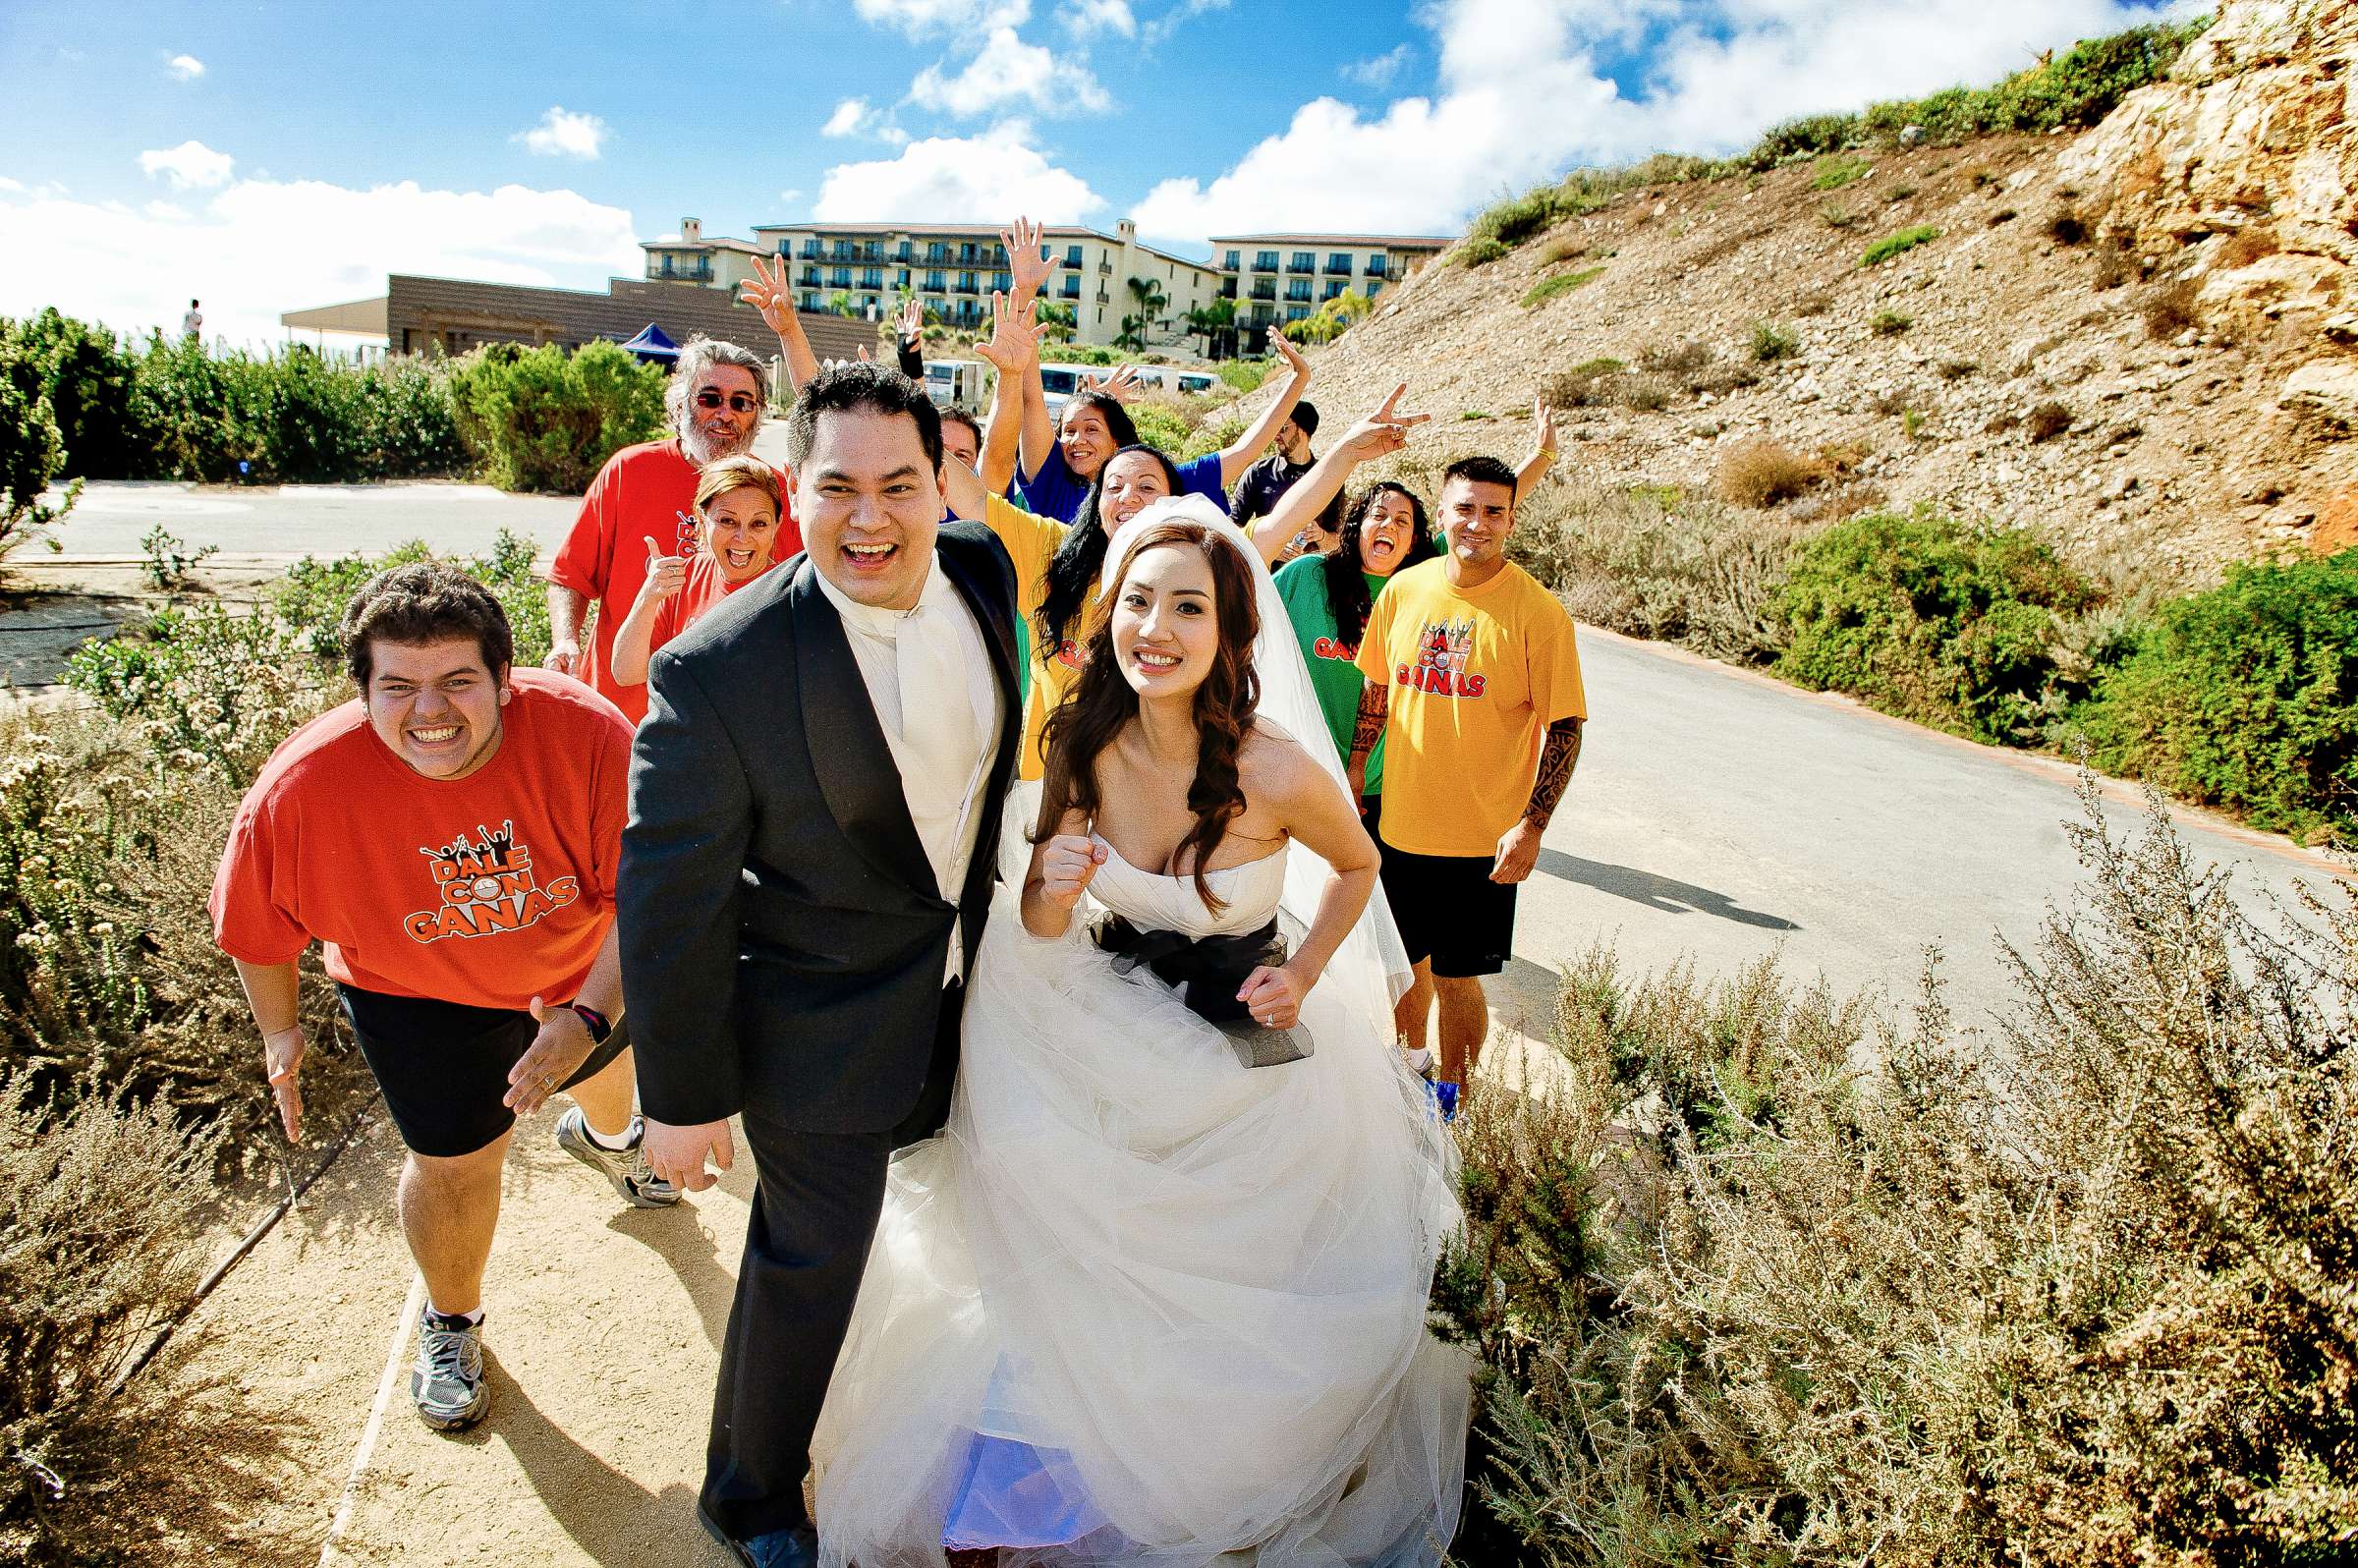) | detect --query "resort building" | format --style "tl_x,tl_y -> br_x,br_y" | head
1207,233 -> 1454,329
639,218 -> 770,292
740,219 -> 1224,350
